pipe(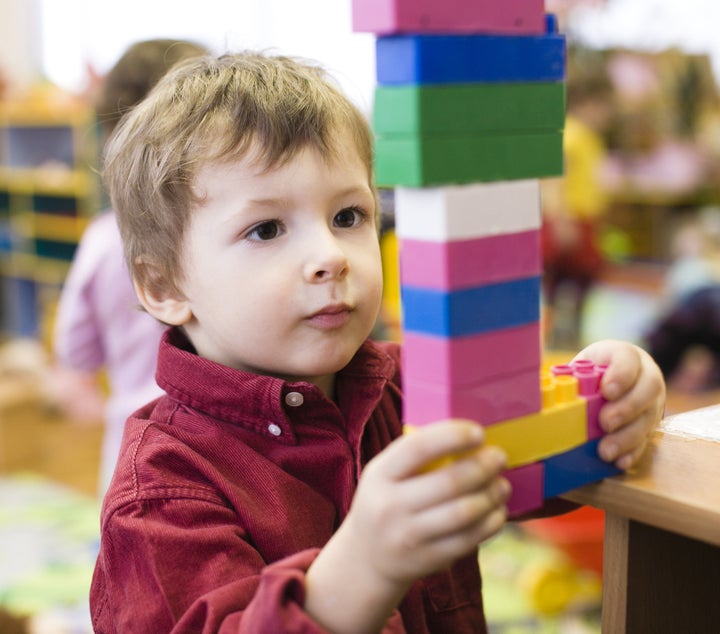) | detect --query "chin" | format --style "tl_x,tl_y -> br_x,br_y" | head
308,360 -> 352,377
304,353 -> 357,377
